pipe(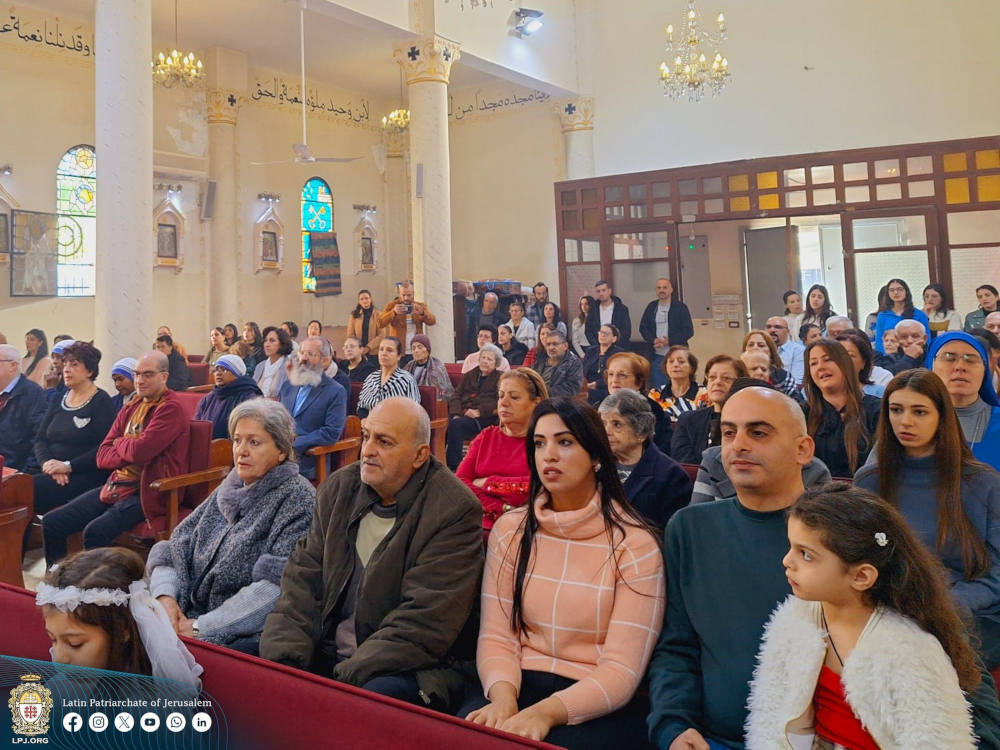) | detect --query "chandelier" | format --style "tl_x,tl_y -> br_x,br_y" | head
152,0 -> 203,88
658,1 -> 730,102
381,109 -> 410,132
